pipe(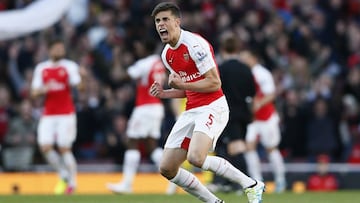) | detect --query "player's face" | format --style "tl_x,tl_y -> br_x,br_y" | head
154,10 -> 181,47
49,42 -> 66,61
